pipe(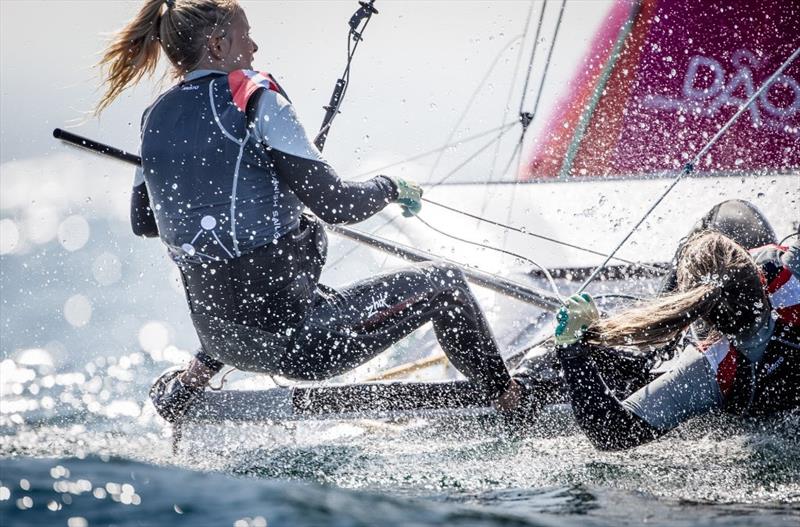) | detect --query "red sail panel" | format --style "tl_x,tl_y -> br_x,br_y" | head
523,0 -> 637,179
522,0 -> 800,180
568,0 -> 657,177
